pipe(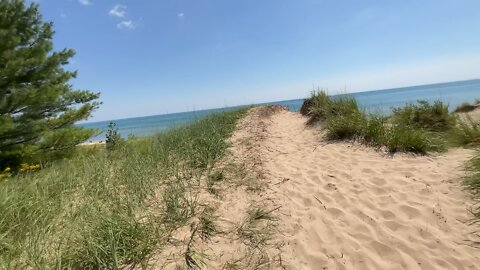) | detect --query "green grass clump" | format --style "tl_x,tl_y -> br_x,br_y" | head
324,111 -> 365,140
465,153 -> 480,195
237,206 -> 278,247
464,152 -> 480,220
0,109 -> 246,269
59,211 -> 157,269
306,90 -> 360,124
385,125 -> 444,153
307,90 -> 444,153
454,99 -> 480,113
455,102 -> 476,113
456,116 -> 480,146
391,100 -> 457,132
